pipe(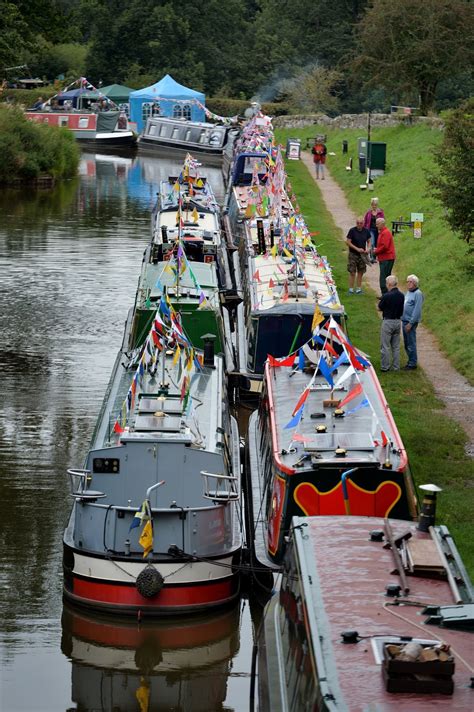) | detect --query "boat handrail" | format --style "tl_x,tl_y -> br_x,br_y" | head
67,468 -> 106,501
200,470 -> 239,502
